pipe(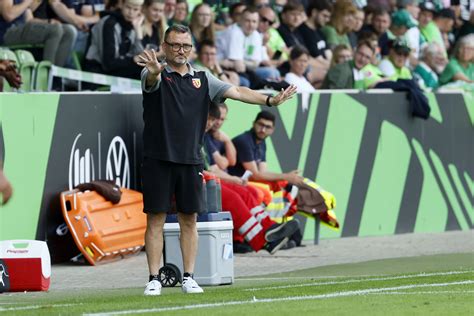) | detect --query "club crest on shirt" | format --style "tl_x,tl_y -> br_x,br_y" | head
192,78 -> 201,89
